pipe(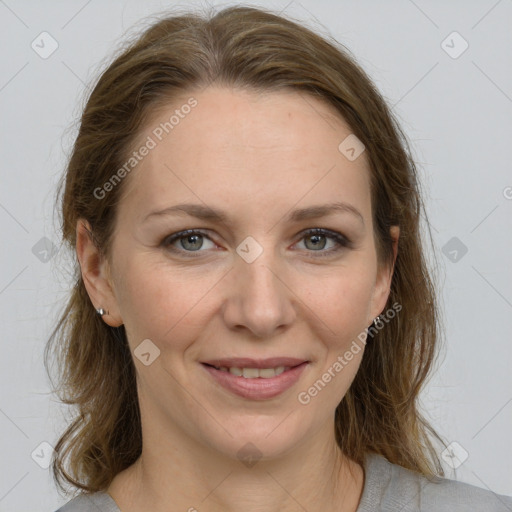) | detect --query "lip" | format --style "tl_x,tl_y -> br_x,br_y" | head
201,357 -> 308,369
201,360 -> 309,400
